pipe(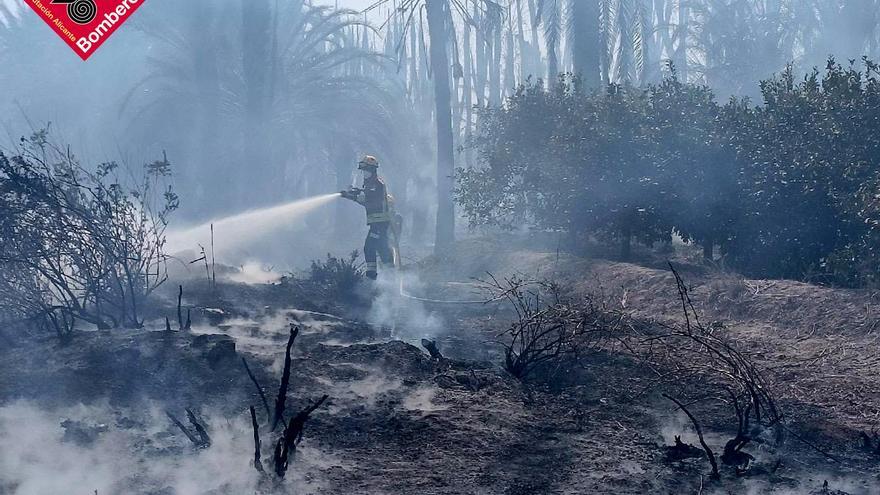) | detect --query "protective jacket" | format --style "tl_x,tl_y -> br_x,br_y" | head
356,177 -> 392,225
